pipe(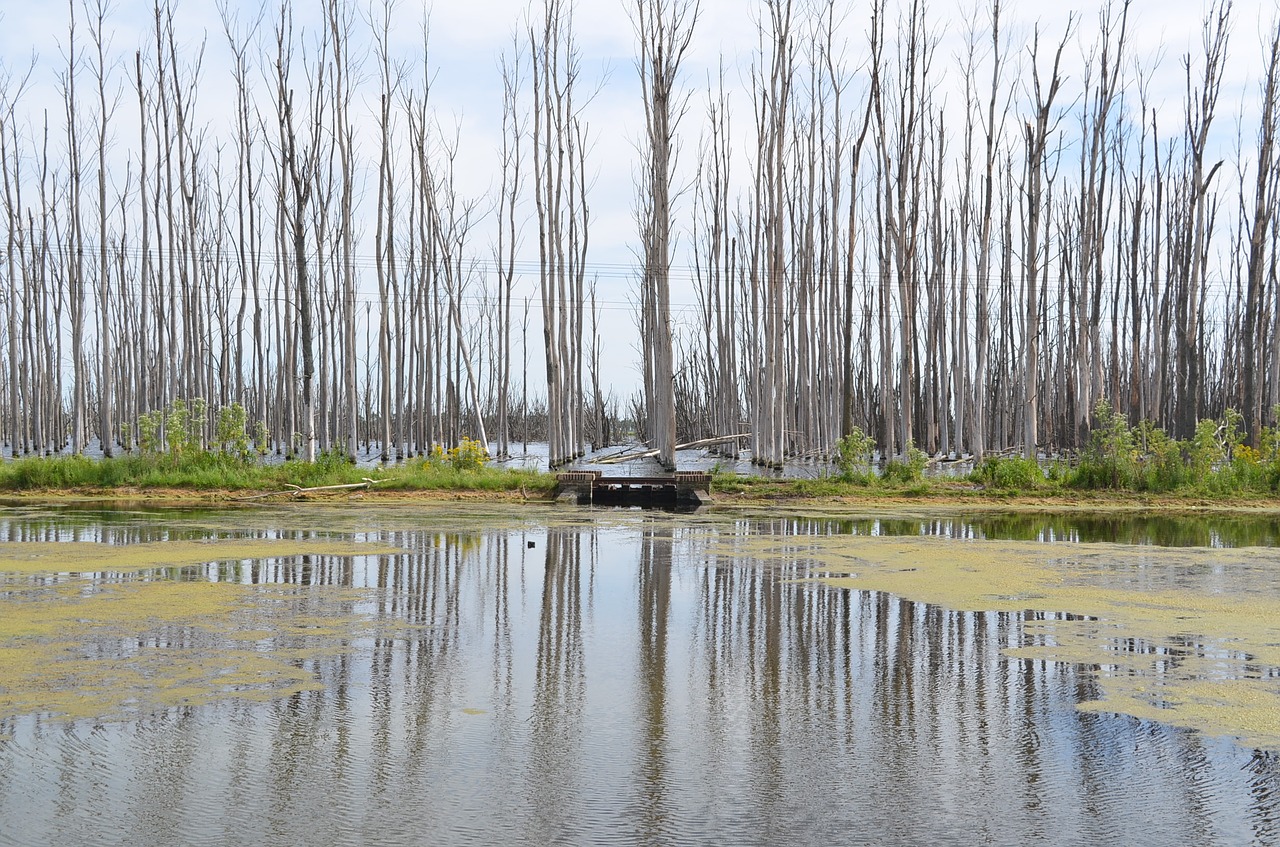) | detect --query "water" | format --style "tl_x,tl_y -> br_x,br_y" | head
0,504 -> 1277,846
